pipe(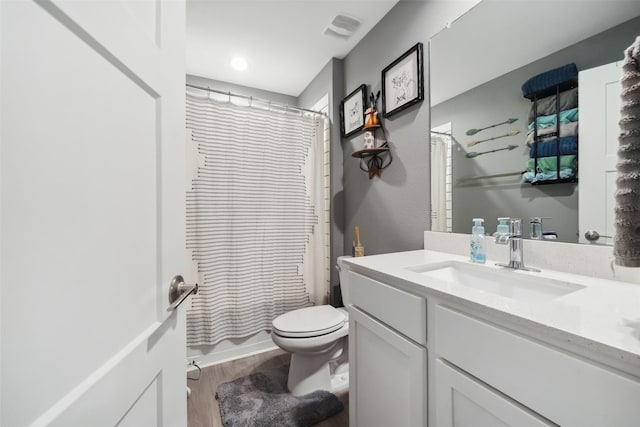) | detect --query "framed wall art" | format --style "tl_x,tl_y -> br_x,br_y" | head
340,84 -> 367,137
382,42 -> 424,118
